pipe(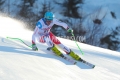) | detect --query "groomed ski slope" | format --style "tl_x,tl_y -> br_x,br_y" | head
0,16 -> 120,80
